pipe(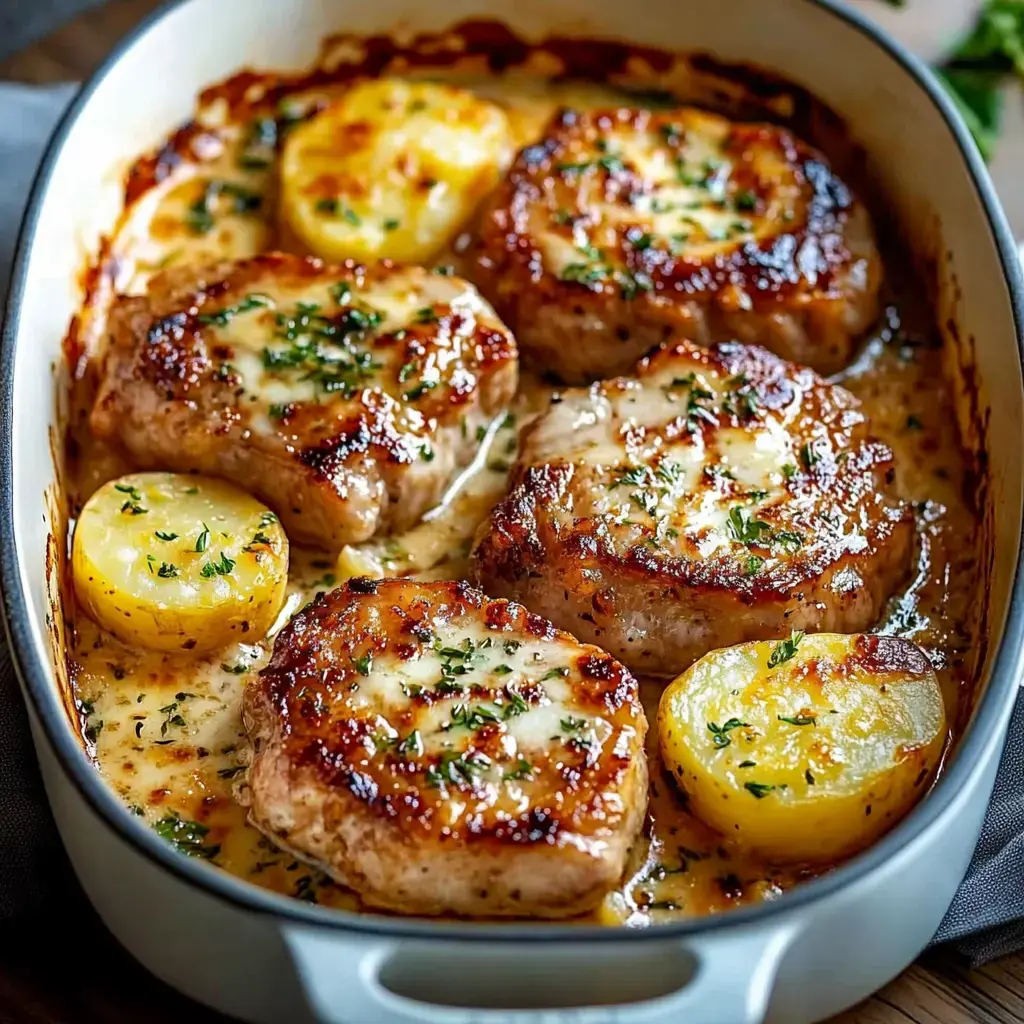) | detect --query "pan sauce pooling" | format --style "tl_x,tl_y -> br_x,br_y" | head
65,68 -> 984,925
